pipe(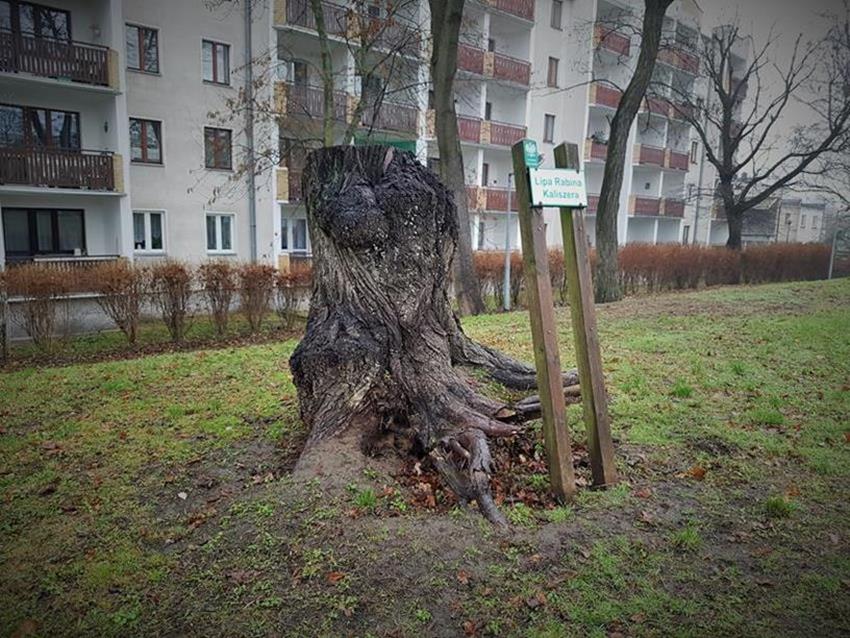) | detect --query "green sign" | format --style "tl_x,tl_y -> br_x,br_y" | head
523,139 -> 539,168
528,168 -> 588,208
